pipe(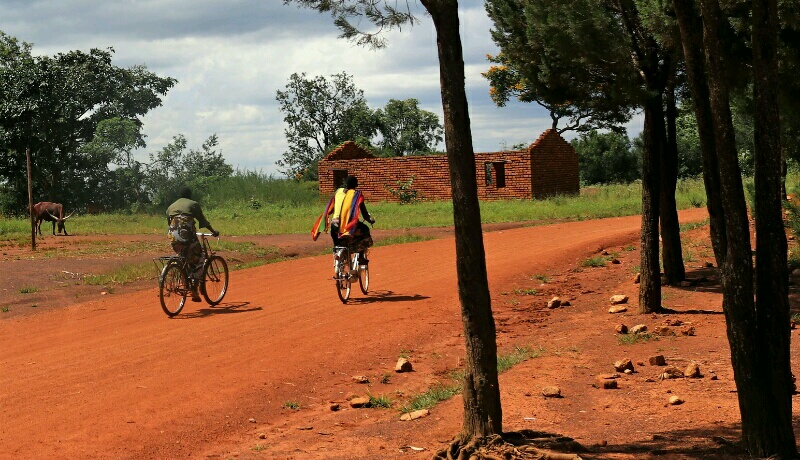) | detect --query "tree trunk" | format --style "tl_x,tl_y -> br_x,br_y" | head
671,0 -> 727,266
638,92 -> 663,313
660,83 -> 685,284
751,0 -> 797,455
422,0 -> 503,440
695,0 -> 797,457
